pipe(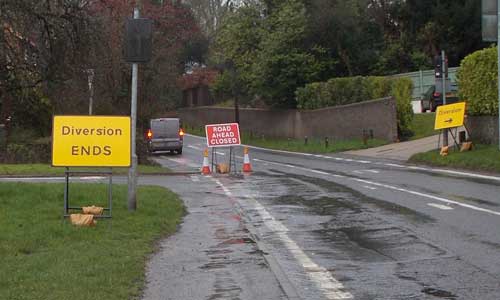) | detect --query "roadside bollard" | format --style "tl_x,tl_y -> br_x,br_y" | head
304,136 -> 308,146
369,129 -> 374,139
362,130 -> 368,145
287,137 -> 291,146
325,137 -> 329,148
